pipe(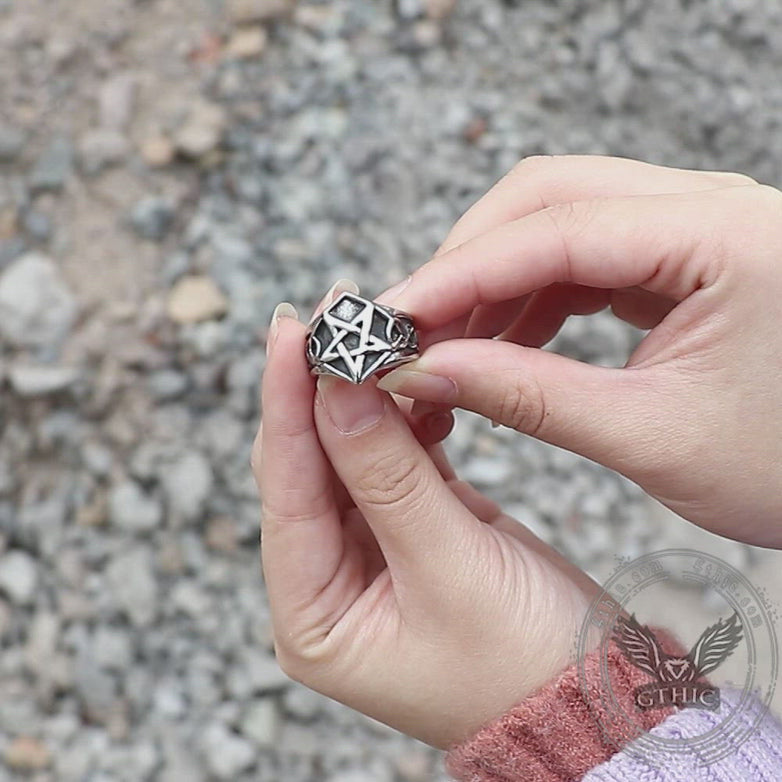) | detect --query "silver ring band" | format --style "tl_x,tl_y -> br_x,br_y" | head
305,291 -> 420,384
